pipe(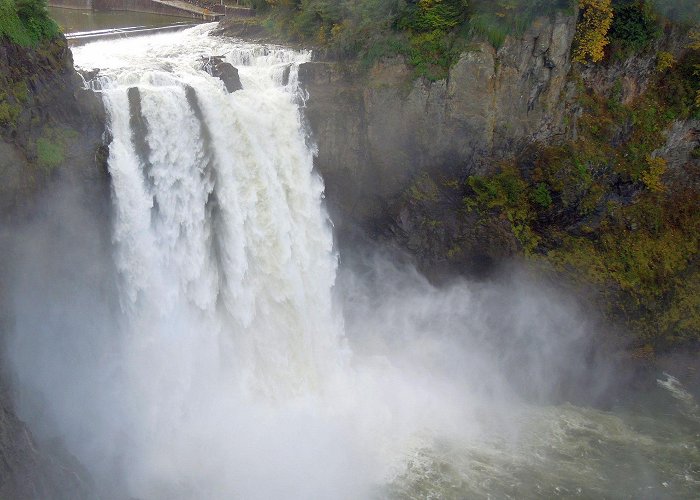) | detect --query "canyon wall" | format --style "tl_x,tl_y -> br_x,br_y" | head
0,34 -> 106,498
299,11 -> 577,233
